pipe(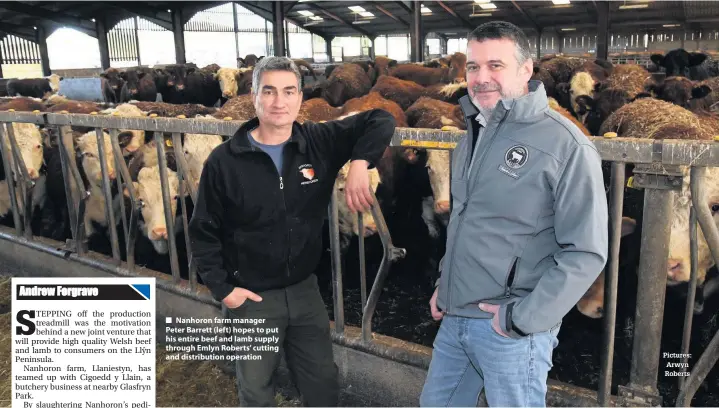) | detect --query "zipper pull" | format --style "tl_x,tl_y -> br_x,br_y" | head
279,176 -> 284,190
